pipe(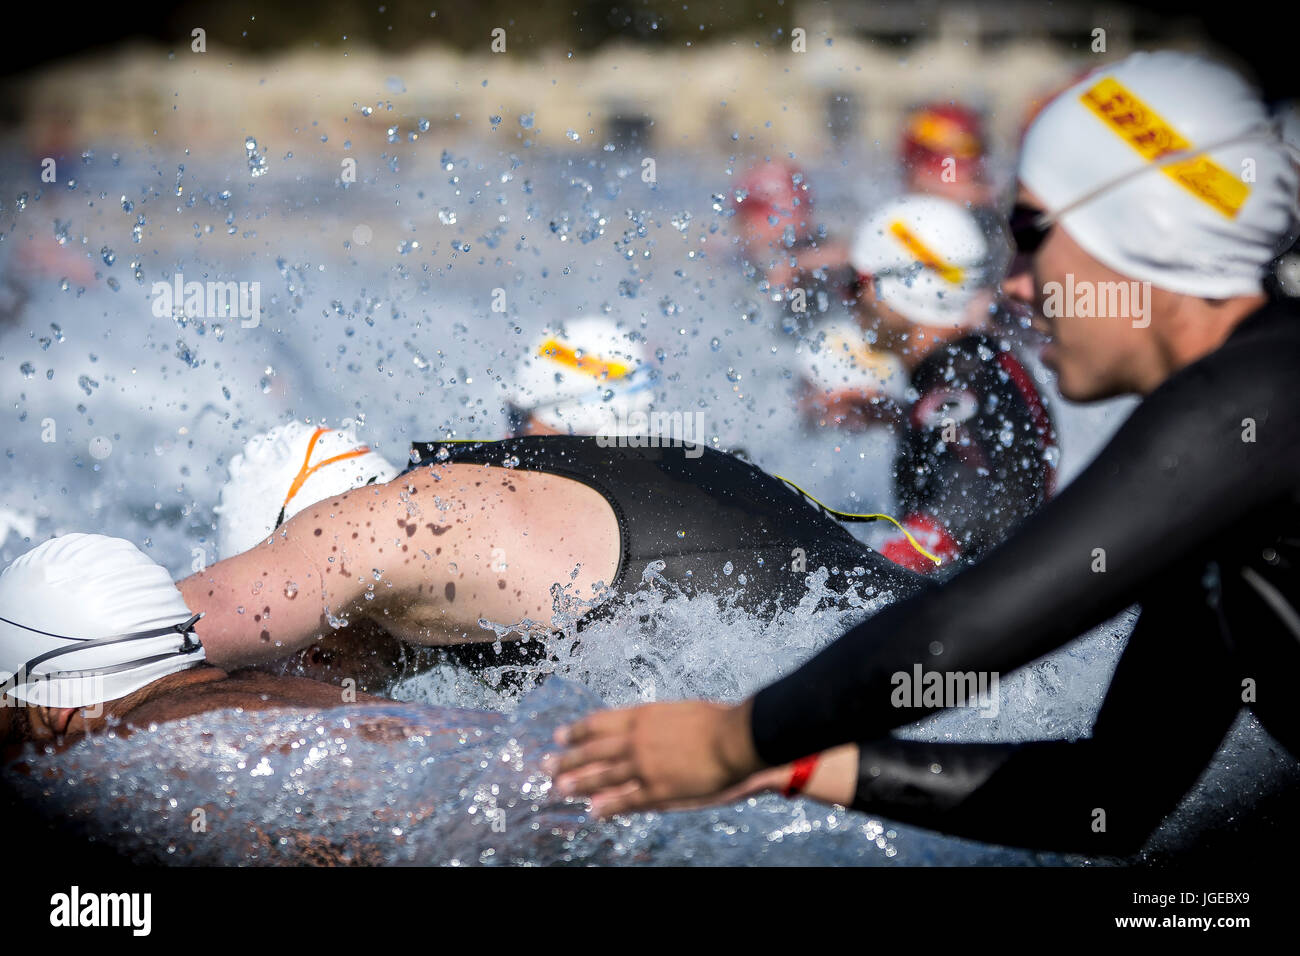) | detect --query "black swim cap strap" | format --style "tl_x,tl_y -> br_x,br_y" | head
0,613 -> 204,697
